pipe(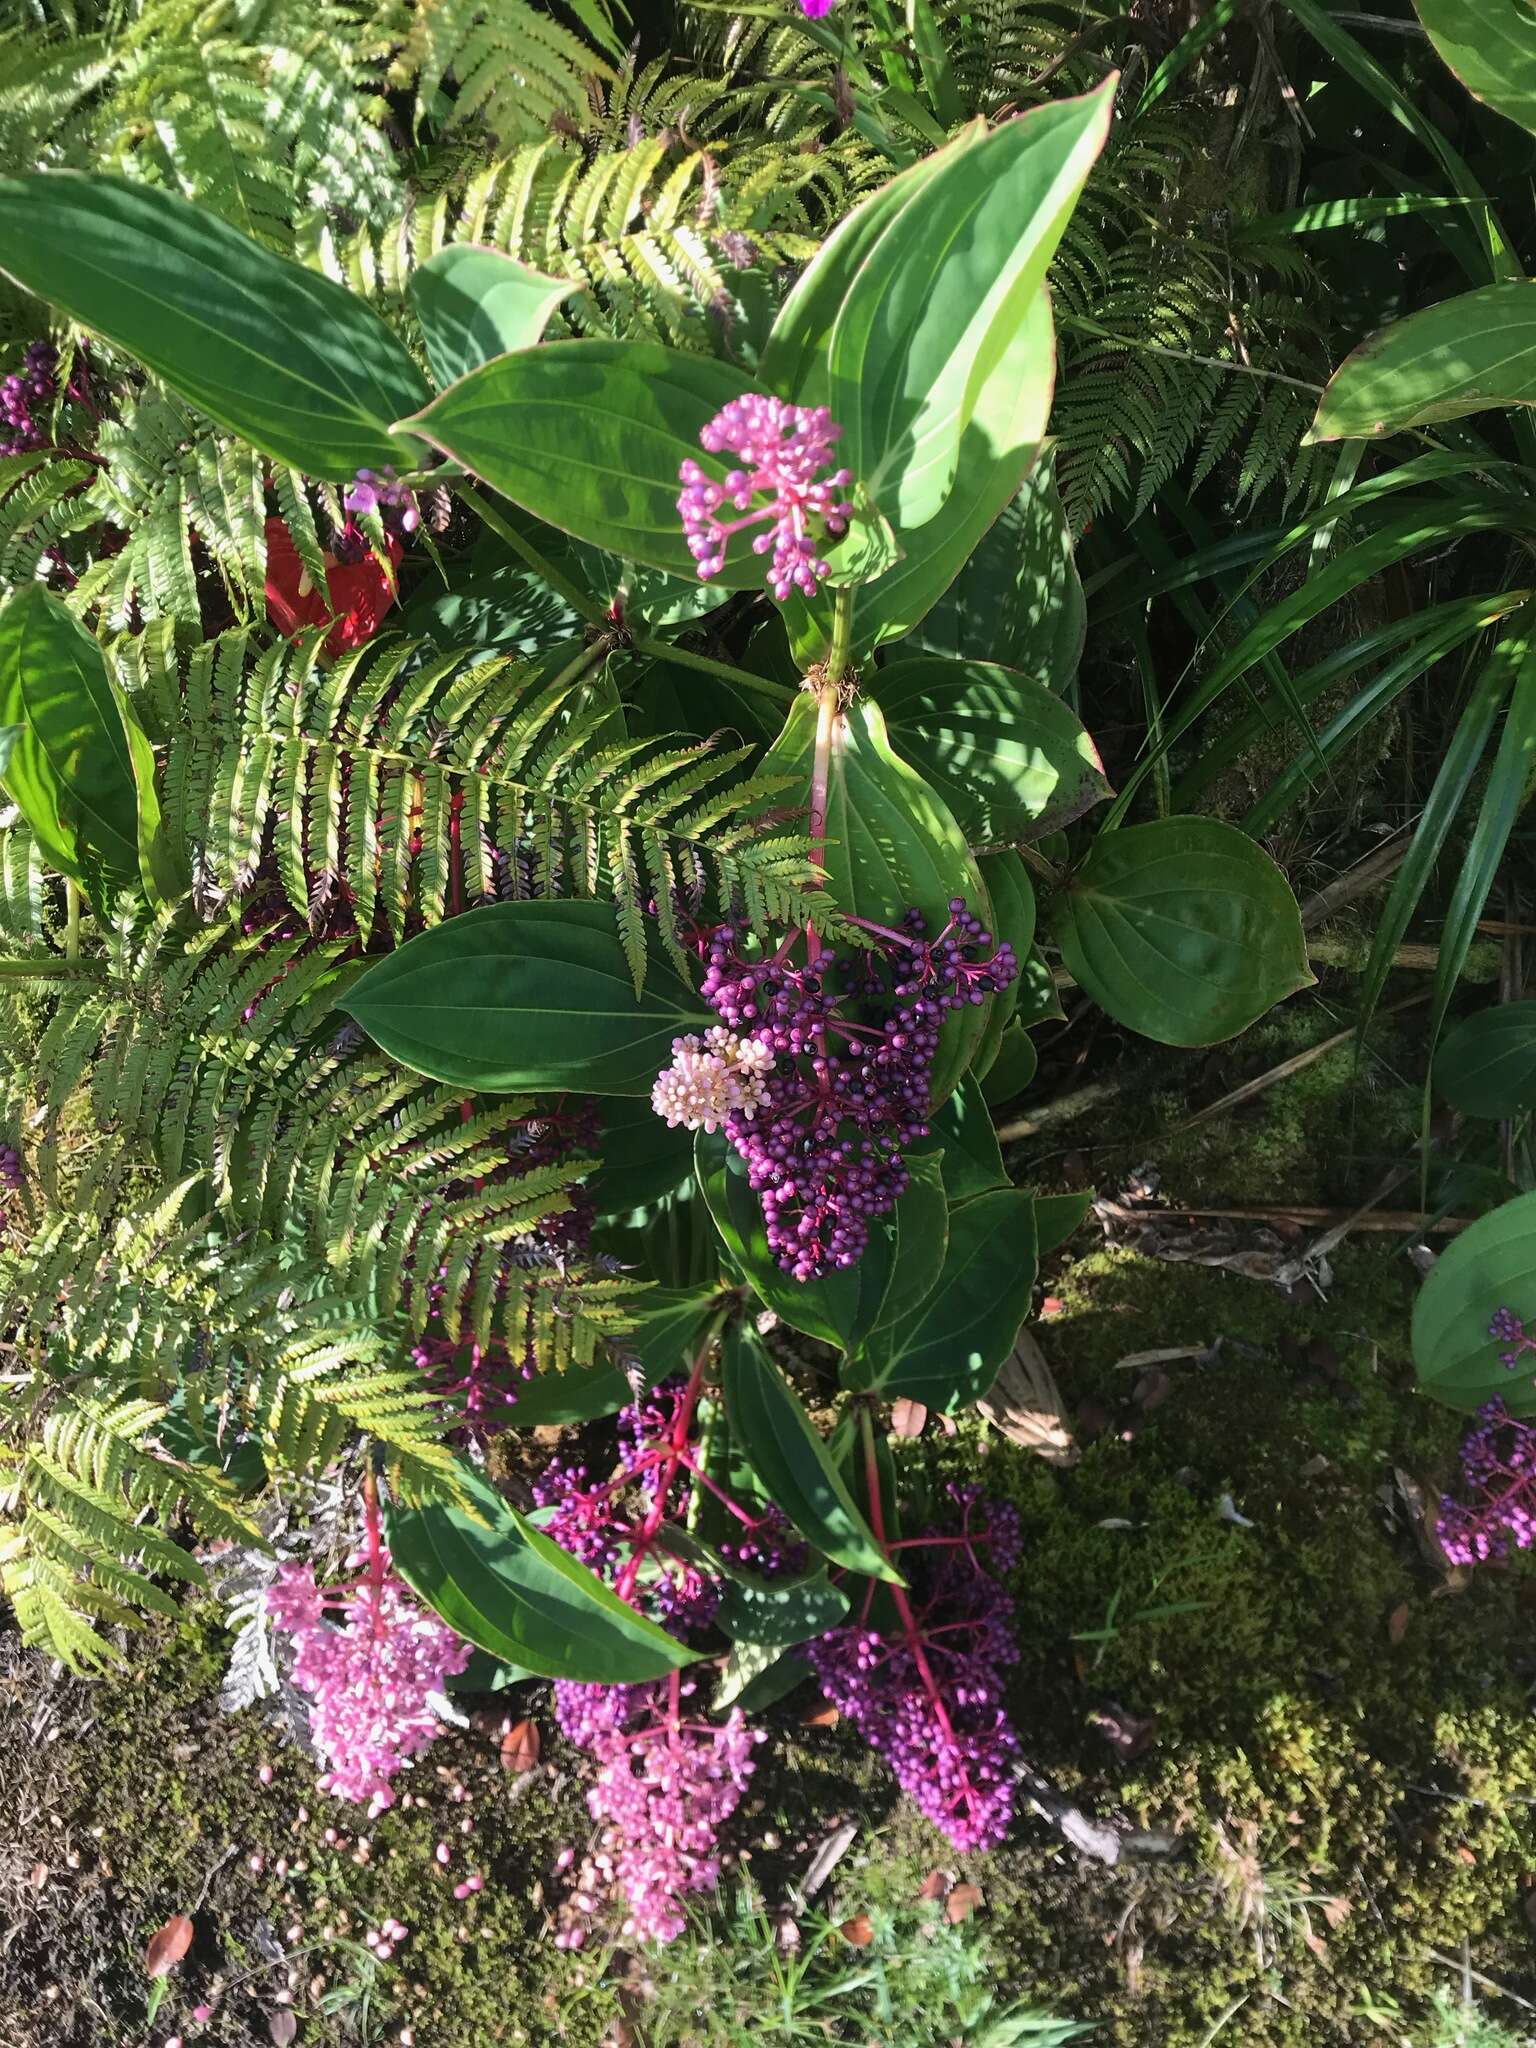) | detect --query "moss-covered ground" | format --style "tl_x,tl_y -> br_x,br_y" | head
2,989 -> 1534,2046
